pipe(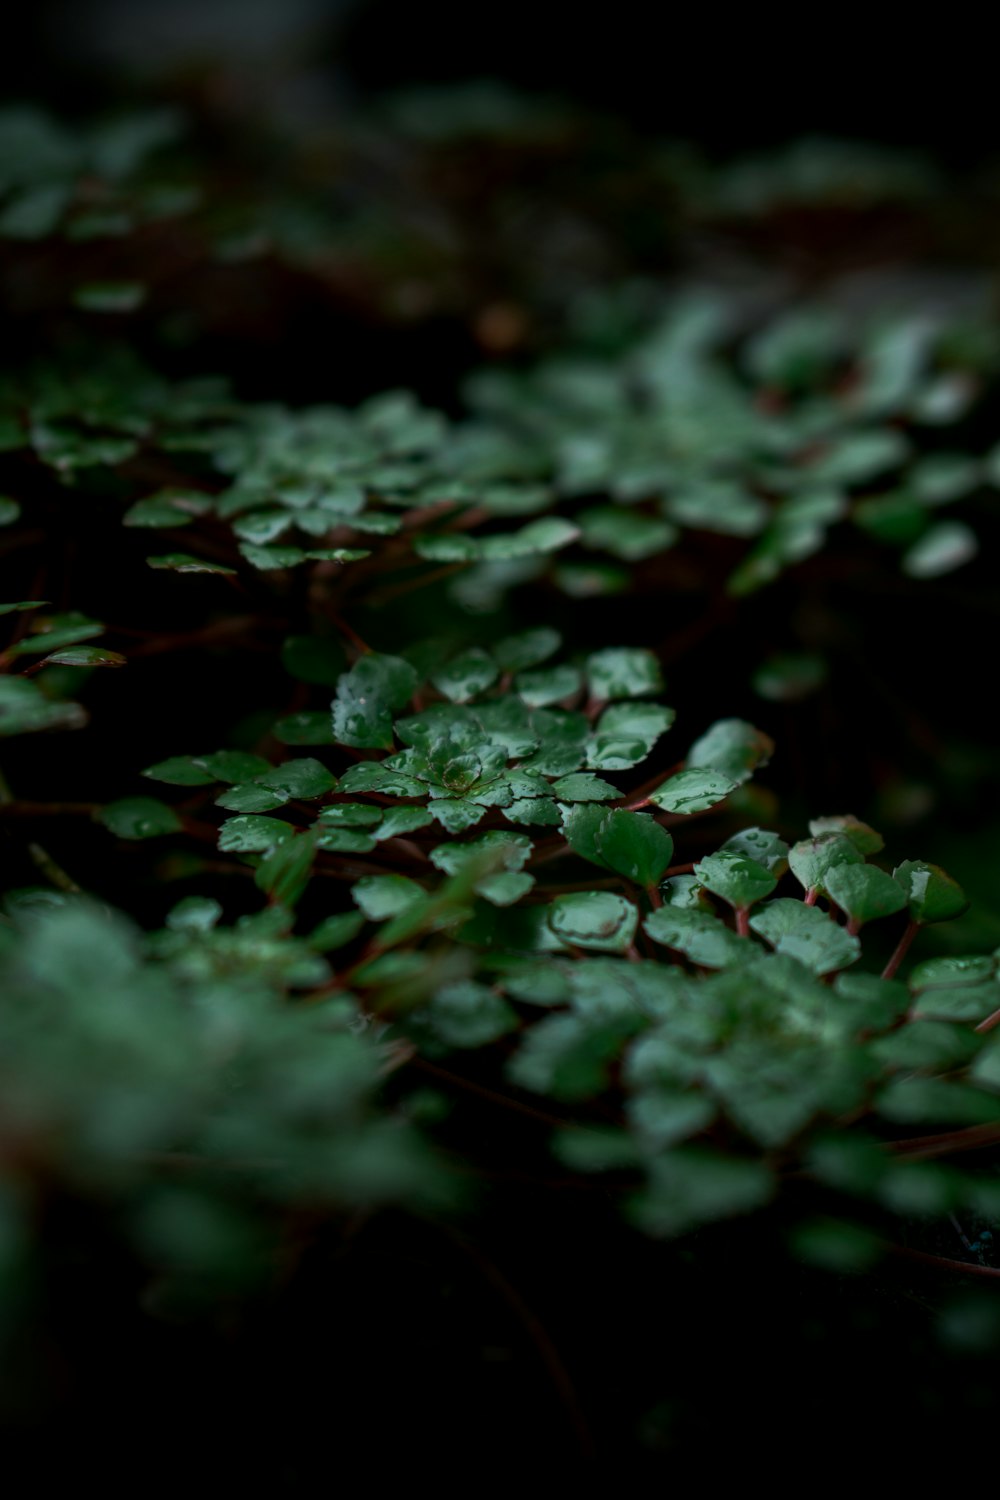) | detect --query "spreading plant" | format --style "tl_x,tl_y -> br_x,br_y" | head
3,83 -> 1000,1469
